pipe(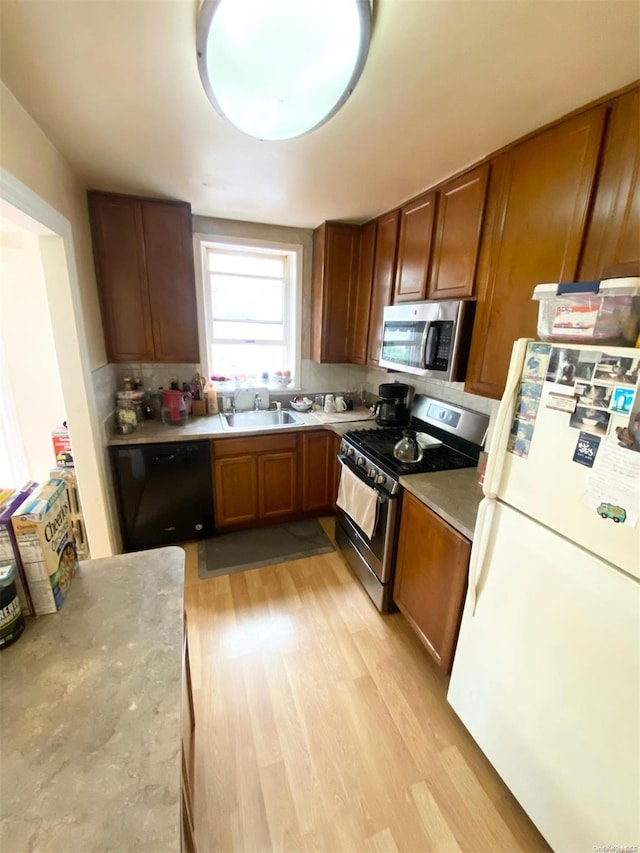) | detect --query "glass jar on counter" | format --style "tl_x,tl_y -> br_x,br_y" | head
116,401 -> 138,434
